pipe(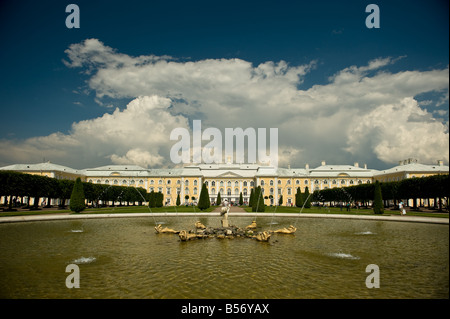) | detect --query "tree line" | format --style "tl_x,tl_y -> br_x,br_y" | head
312,174 -> 449,211
0,171 -> 148,211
